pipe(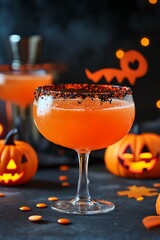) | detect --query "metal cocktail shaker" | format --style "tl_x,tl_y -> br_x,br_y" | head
9,34 -> 42,69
